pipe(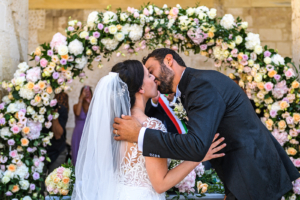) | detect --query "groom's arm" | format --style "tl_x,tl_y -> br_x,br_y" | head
142,81 -> 226,161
